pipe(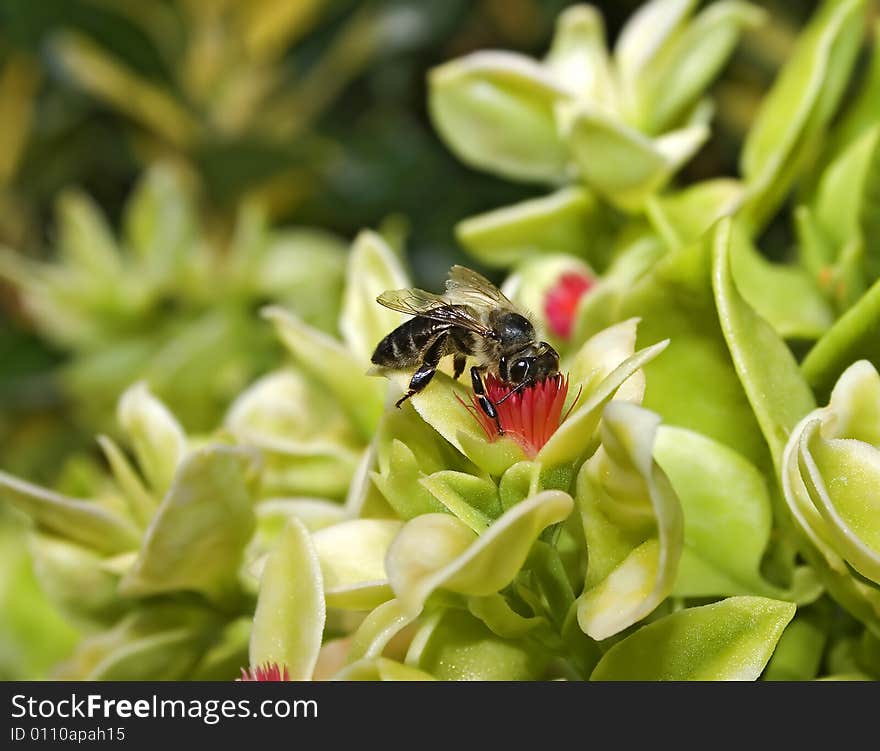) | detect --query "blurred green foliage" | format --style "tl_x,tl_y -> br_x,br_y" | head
0,0 -> 868,679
